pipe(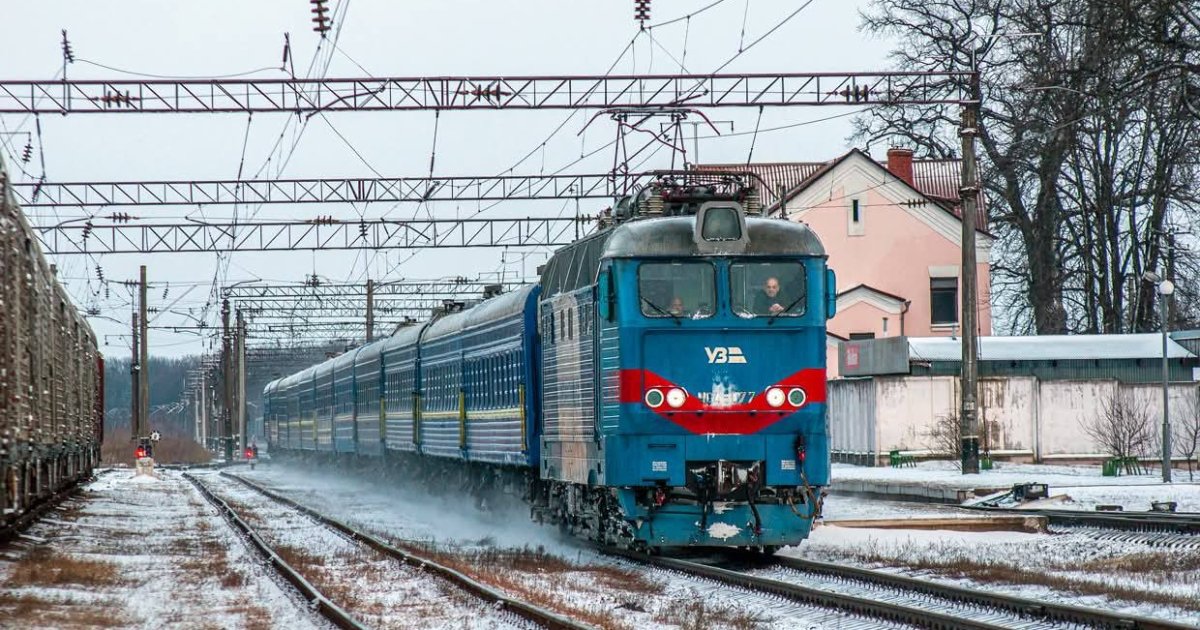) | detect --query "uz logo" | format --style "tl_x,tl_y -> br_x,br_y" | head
705,346 -> 747,364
